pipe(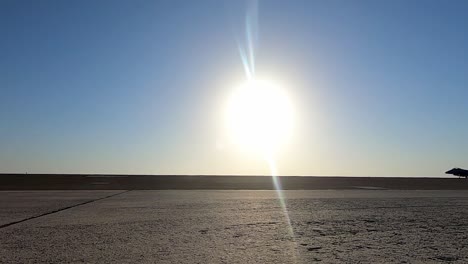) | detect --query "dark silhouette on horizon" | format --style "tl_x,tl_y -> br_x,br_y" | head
446,168 -> 468,178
